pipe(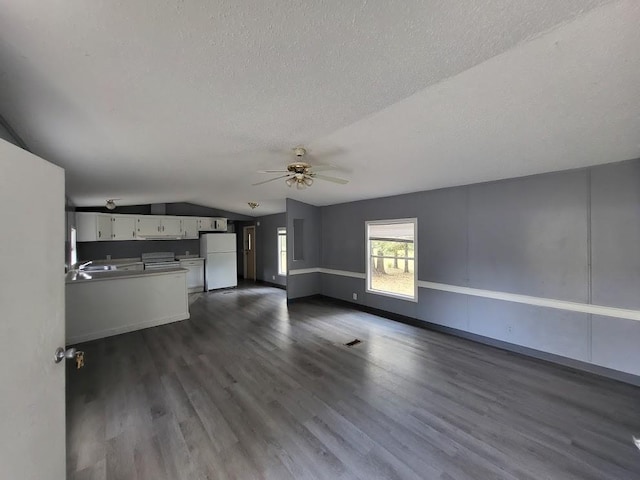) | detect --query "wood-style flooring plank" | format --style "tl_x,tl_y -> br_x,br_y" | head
67,283 -> 640,479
